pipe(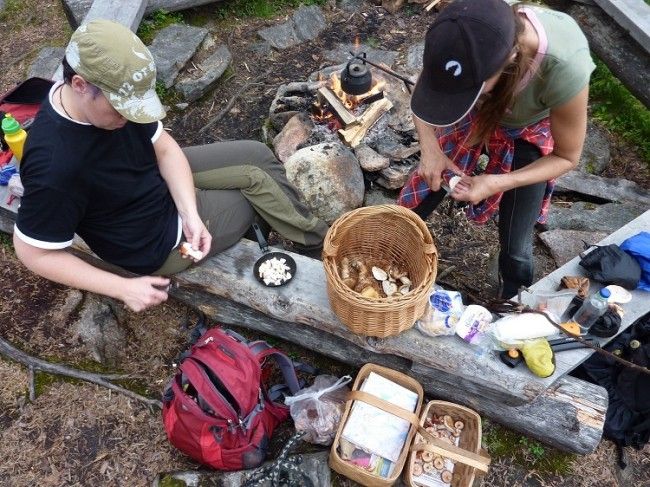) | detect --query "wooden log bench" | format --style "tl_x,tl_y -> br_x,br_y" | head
11,188 -> 649,453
